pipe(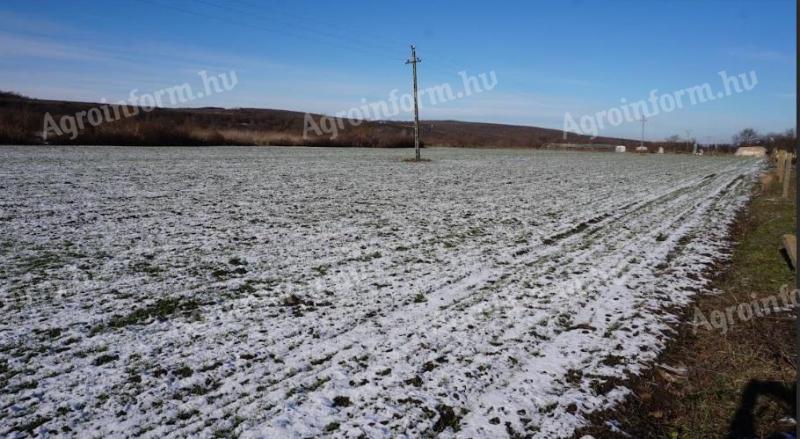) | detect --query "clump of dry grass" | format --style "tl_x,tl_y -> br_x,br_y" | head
207,129 -> 303,146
